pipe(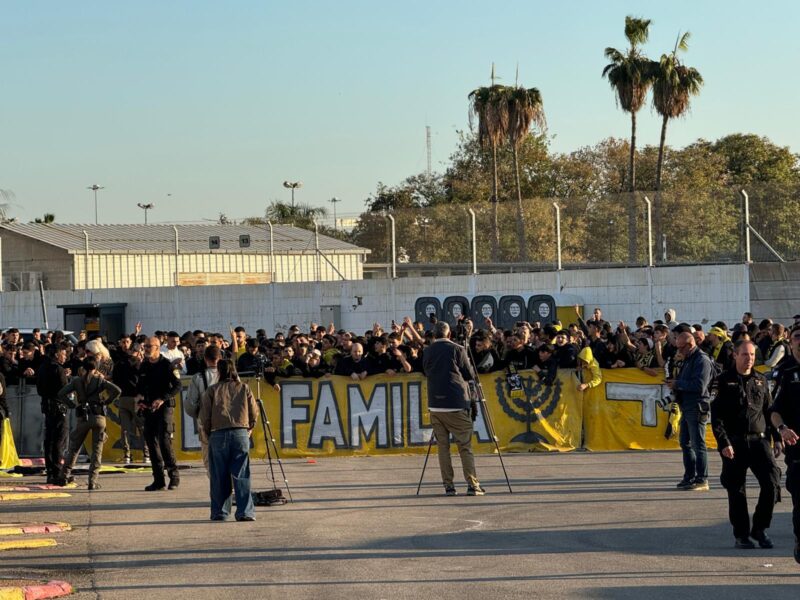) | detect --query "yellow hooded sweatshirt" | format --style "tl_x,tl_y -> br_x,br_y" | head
577,346 -> 602,389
